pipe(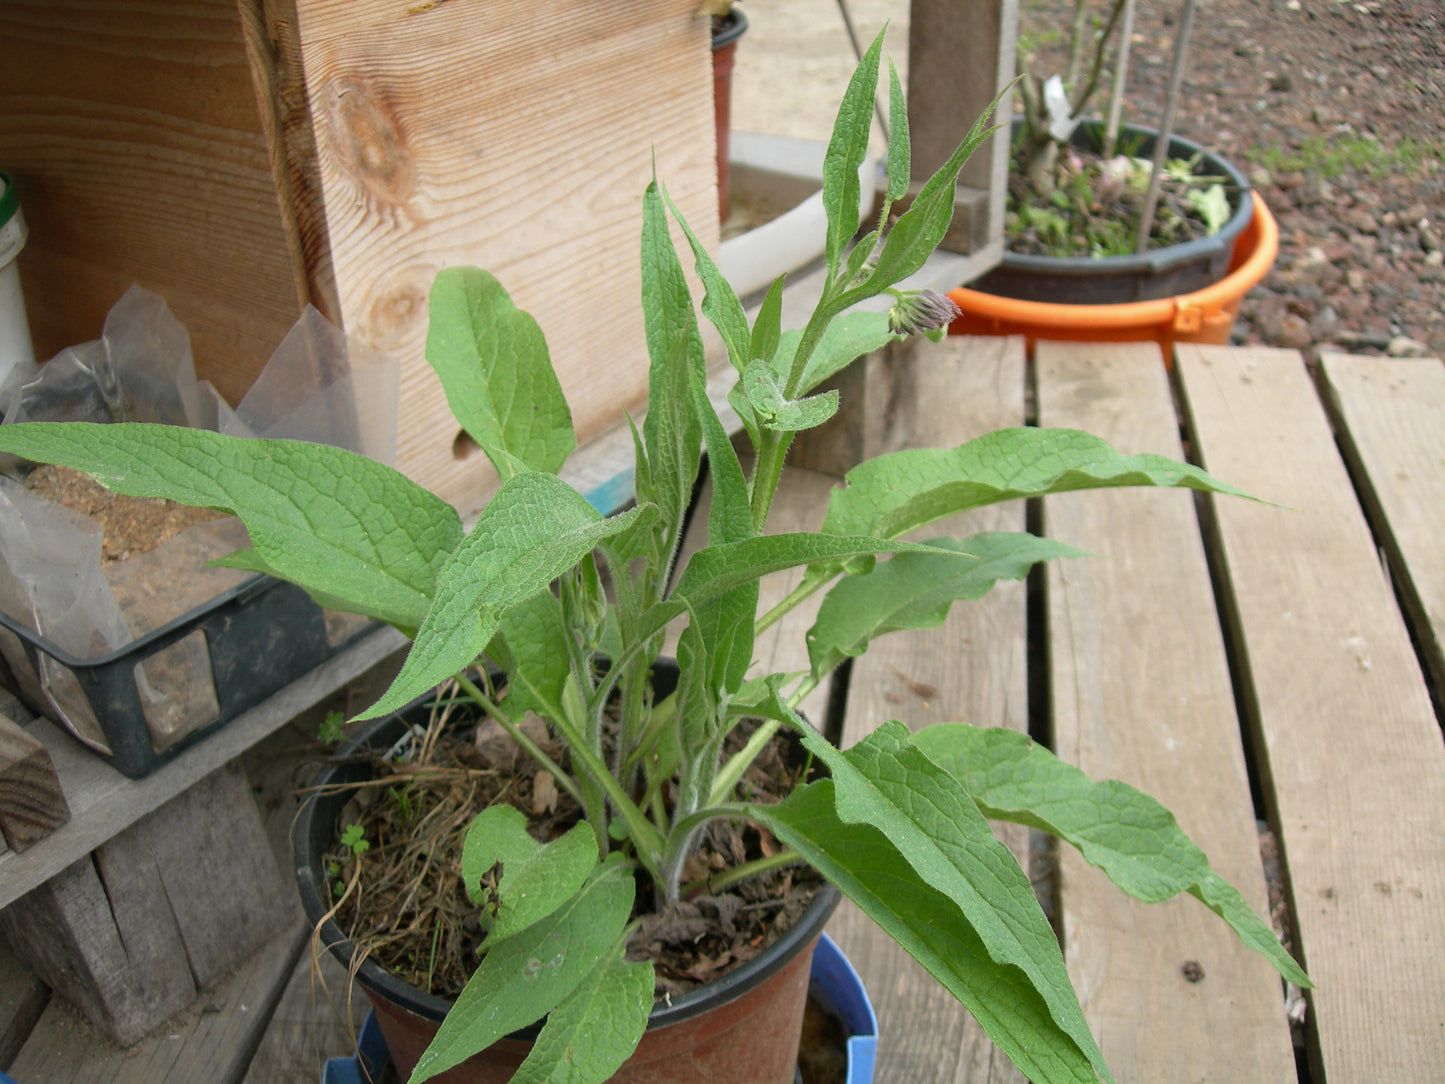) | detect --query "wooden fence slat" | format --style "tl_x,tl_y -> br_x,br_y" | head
1037,342 -> 1295,1082
830,335 -> 1029,1084
1319,352 -> 1445,700
1176,343 -> 1445,1082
